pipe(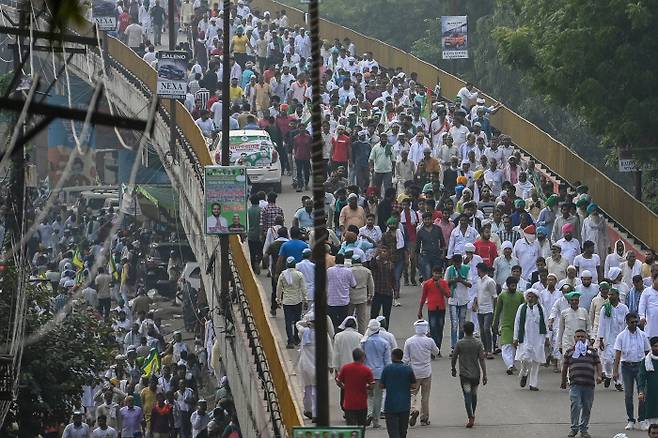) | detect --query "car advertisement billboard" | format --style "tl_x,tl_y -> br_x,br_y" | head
441,15 -> 468,59
156,50 -> 188,99
204,166 -> 248,235
91,1 -> 118,31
